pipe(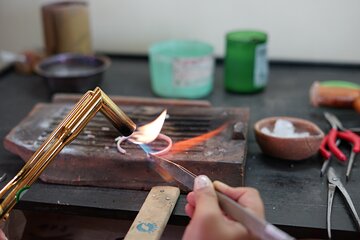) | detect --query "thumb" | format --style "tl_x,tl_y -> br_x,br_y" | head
192,175 -> 222,218
0,230 -> 7,240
